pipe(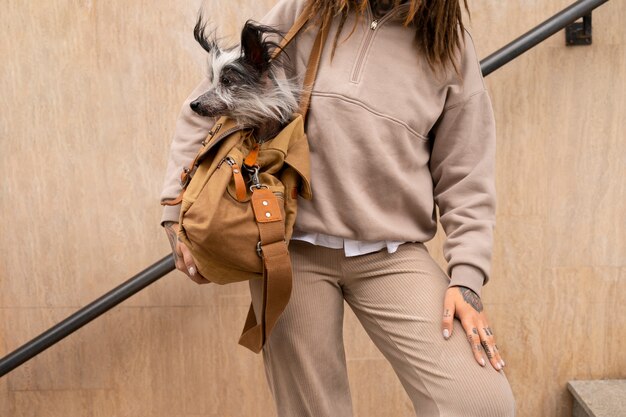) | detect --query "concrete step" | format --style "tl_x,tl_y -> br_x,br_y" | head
568,379 -> 626,417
